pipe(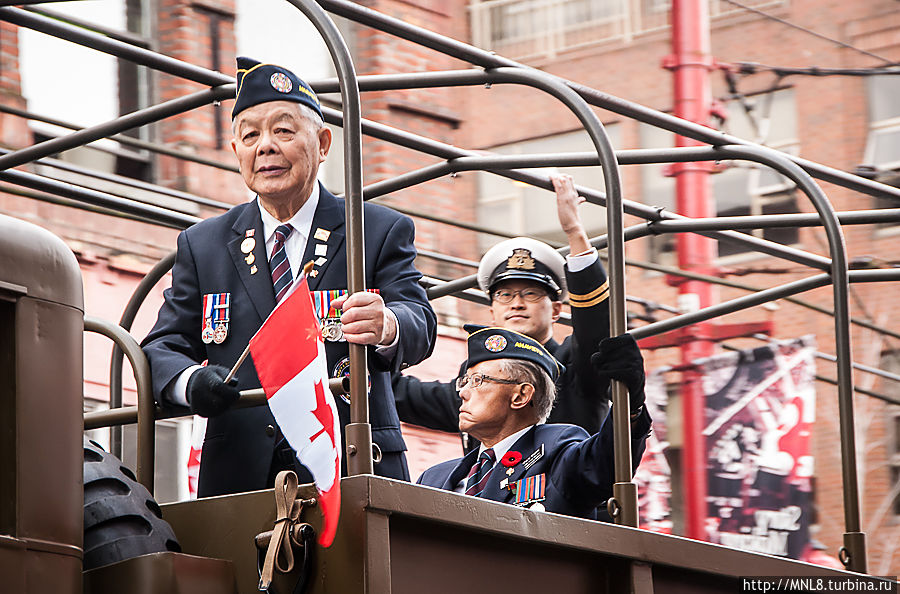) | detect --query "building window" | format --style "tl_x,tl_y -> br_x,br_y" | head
469,0 -> 788,60
476,126 -> 620,253
861,75 -> 900,219
639,89 -> 799,262
713,88 -> 799,258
